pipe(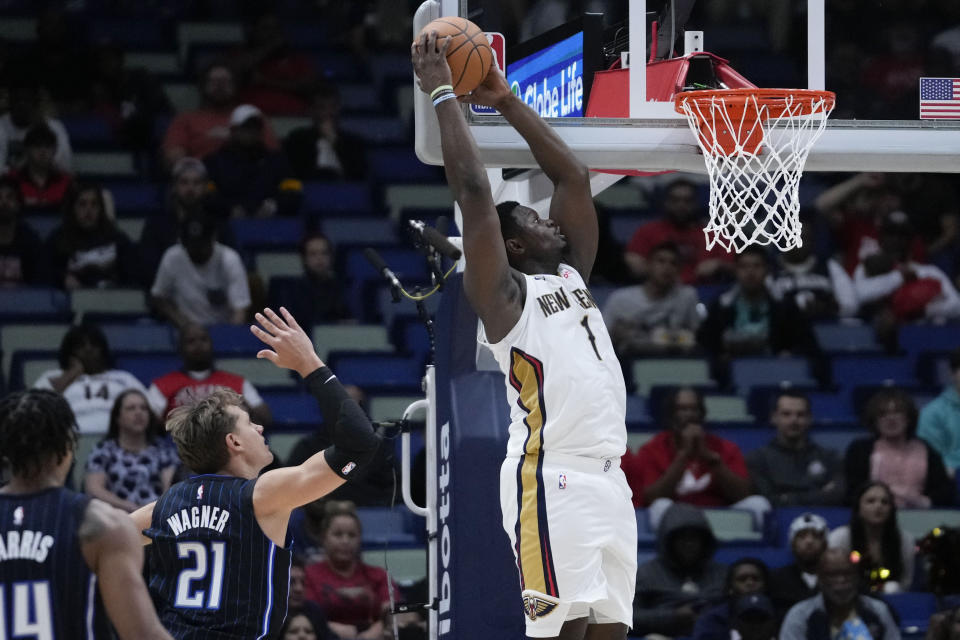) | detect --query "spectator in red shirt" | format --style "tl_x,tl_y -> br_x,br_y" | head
7,124 -> 73,212
161,62 -> 278,170
233,12 -> 319,116
304,502 -> 400,640
623,179 -> 733,284
146,323 -> 271,428
624,386 -> 770,529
